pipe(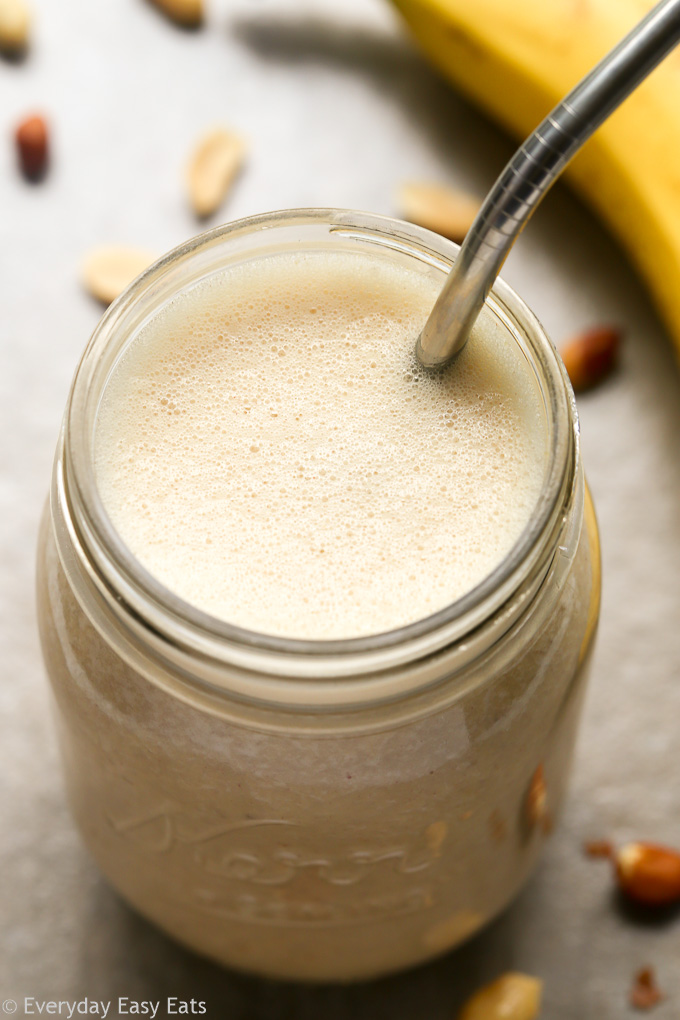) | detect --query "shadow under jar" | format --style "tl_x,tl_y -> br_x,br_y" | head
36,209 -> 600,982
